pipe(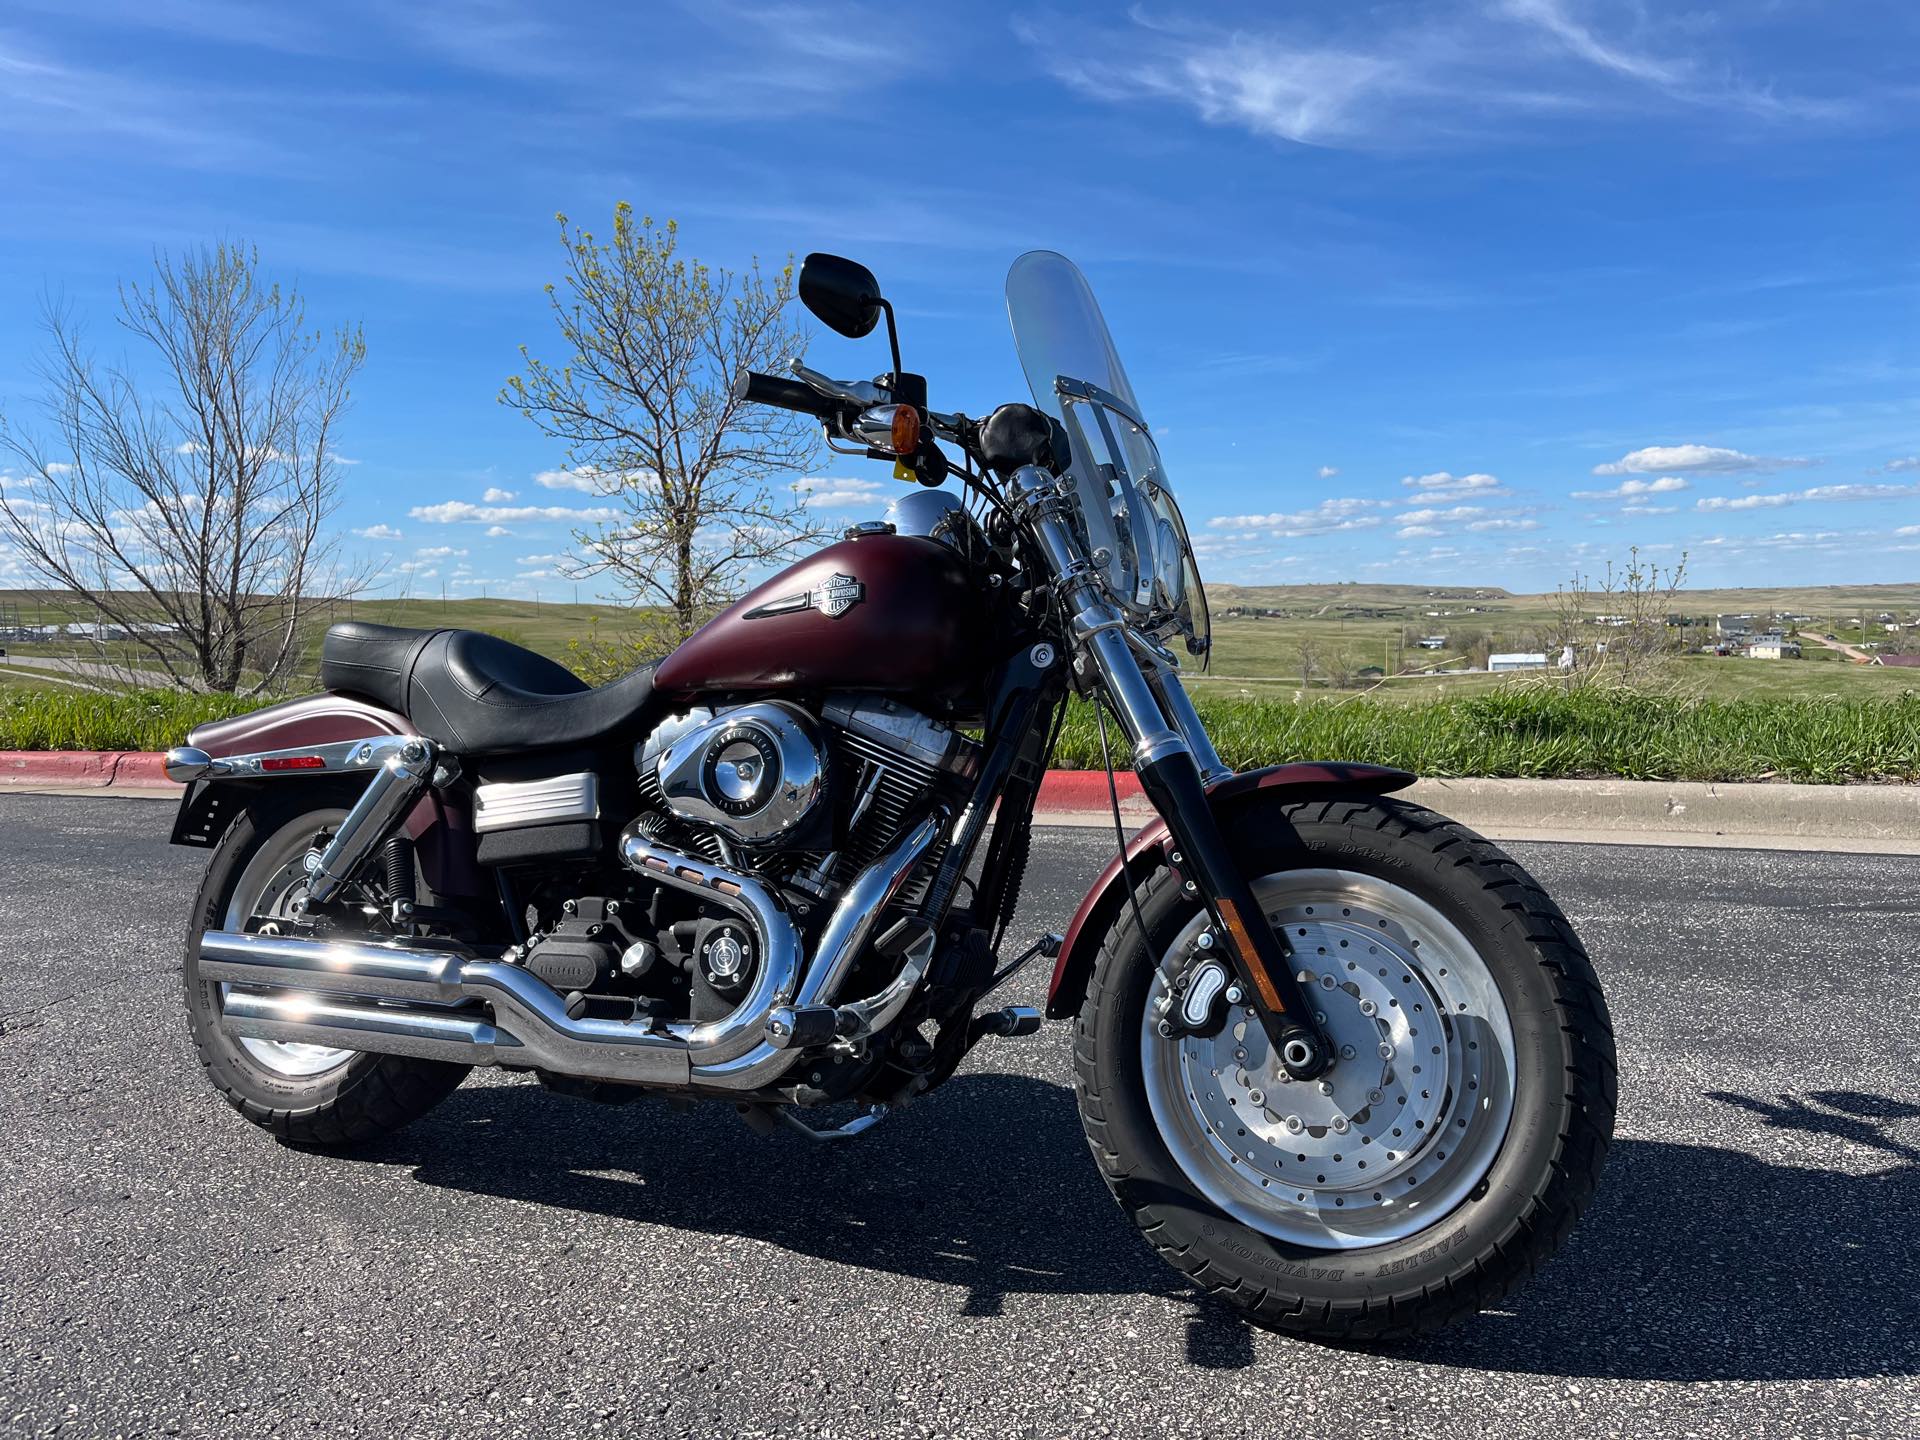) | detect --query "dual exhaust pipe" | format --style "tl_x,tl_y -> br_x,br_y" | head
199,811 -> 946,1095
